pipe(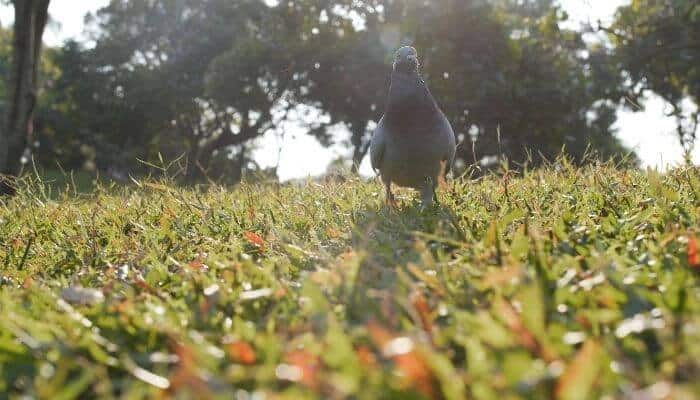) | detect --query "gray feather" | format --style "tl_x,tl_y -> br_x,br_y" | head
370,118 -> 386,172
